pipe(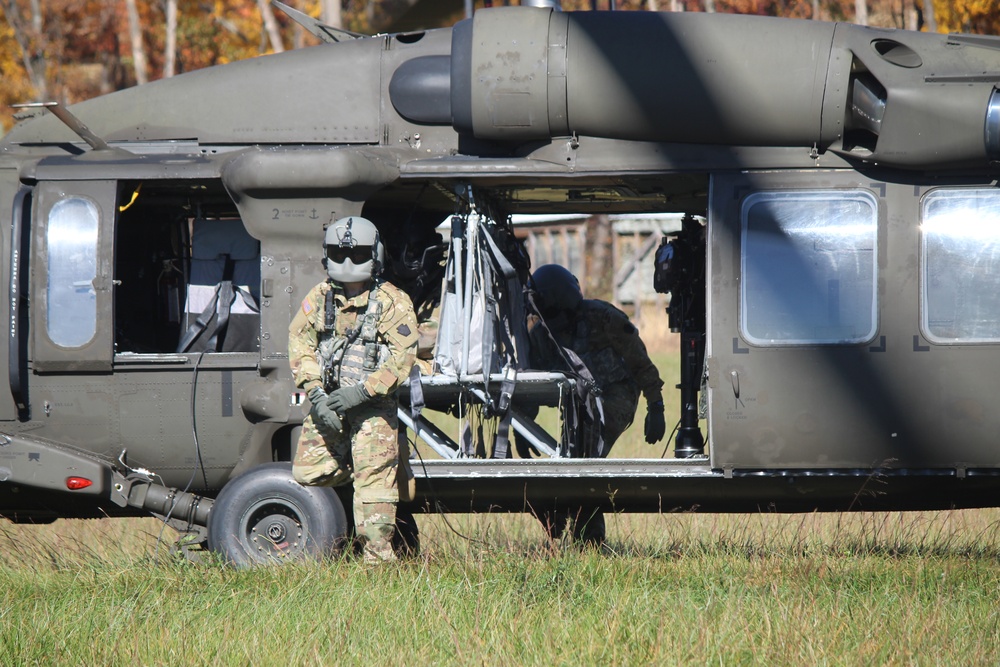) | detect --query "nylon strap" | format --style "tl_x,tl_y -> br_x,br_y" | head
490,364 -> 517,459
408,365 -> 425,421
